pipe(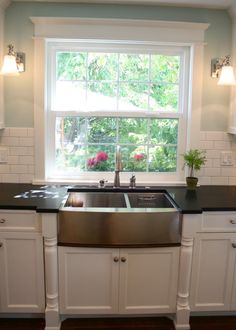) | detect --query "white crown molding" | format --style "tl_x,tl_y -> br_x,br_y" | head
30,16 -> 209,43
